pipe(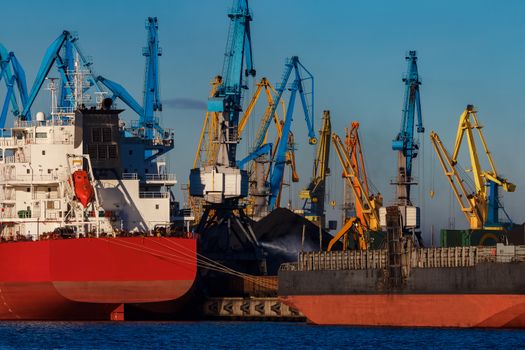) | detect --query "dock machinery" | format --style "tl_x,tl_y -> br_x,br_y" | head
97,17 -> 173,164
430,105 -> 515,231
300,110 -> 331,229
328,128 -> 383,251
387,51 -> 424,244
239,56 -> 316,219
189,0 -> 268,274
